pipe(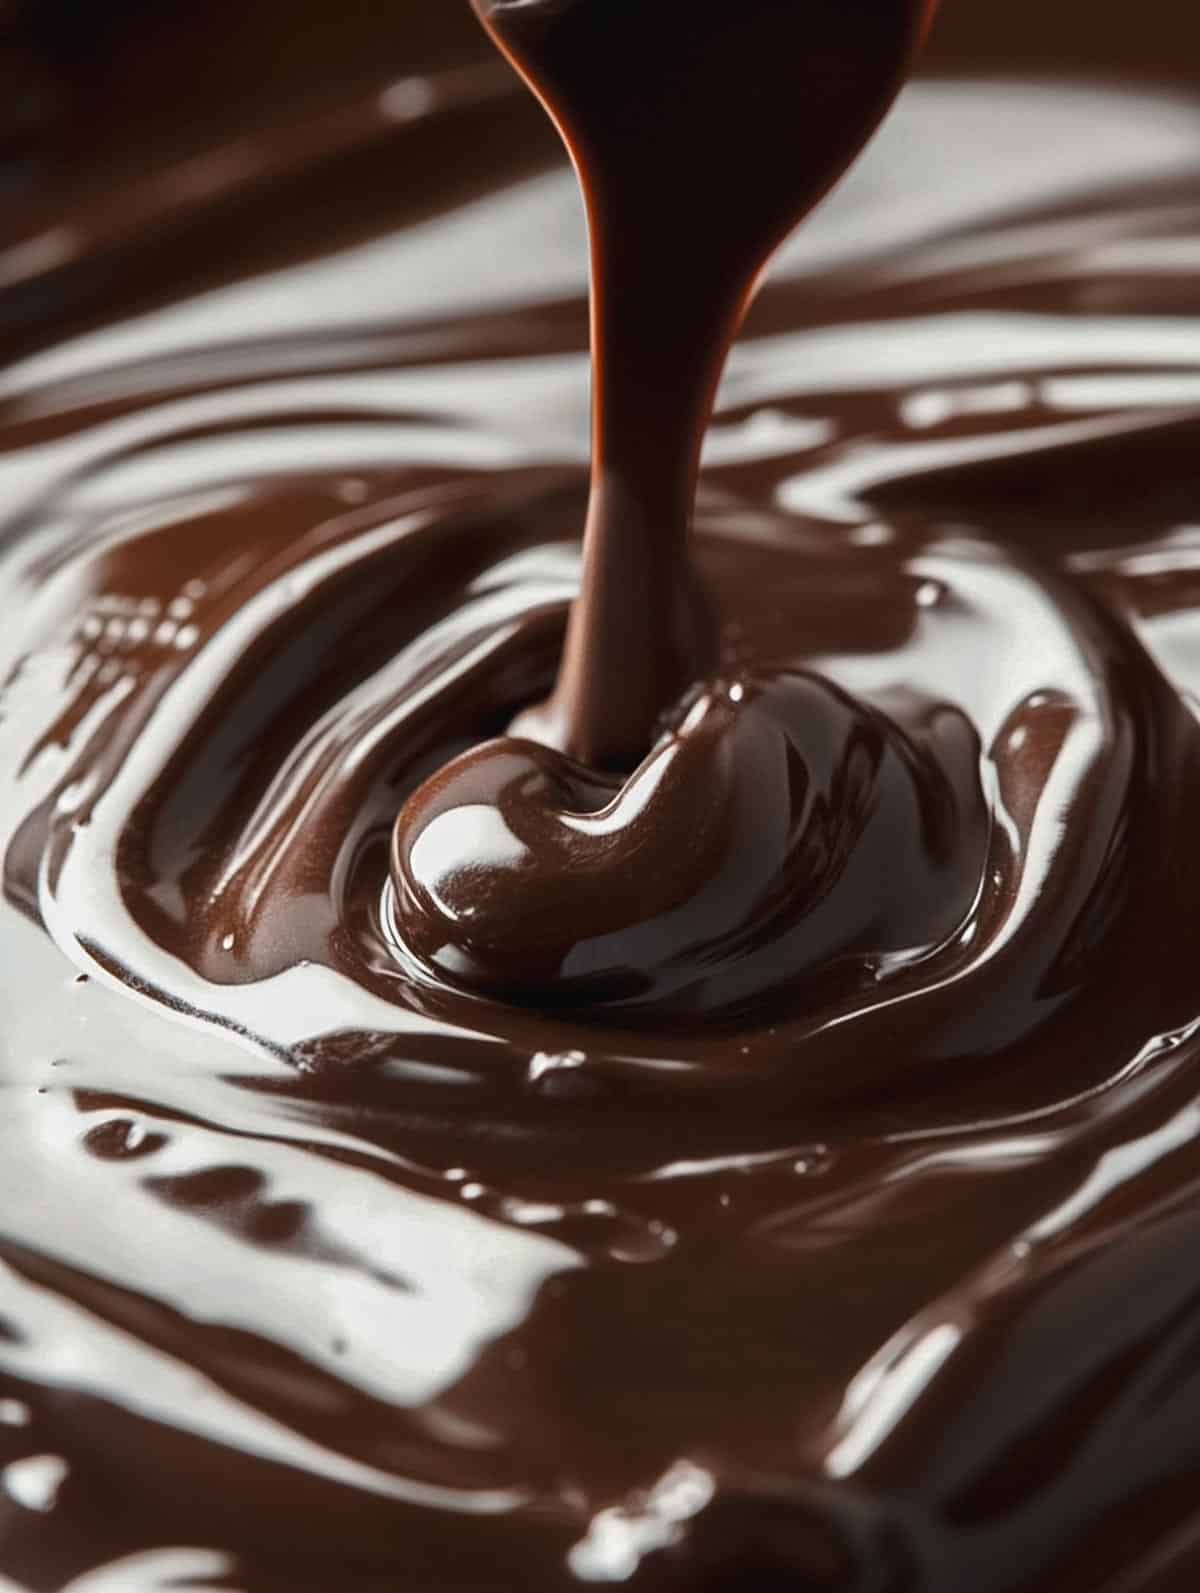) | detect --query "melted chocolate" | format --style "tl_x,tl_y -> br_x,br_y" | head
396,0 -> 932,1005
3,4 -> 1200,1592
